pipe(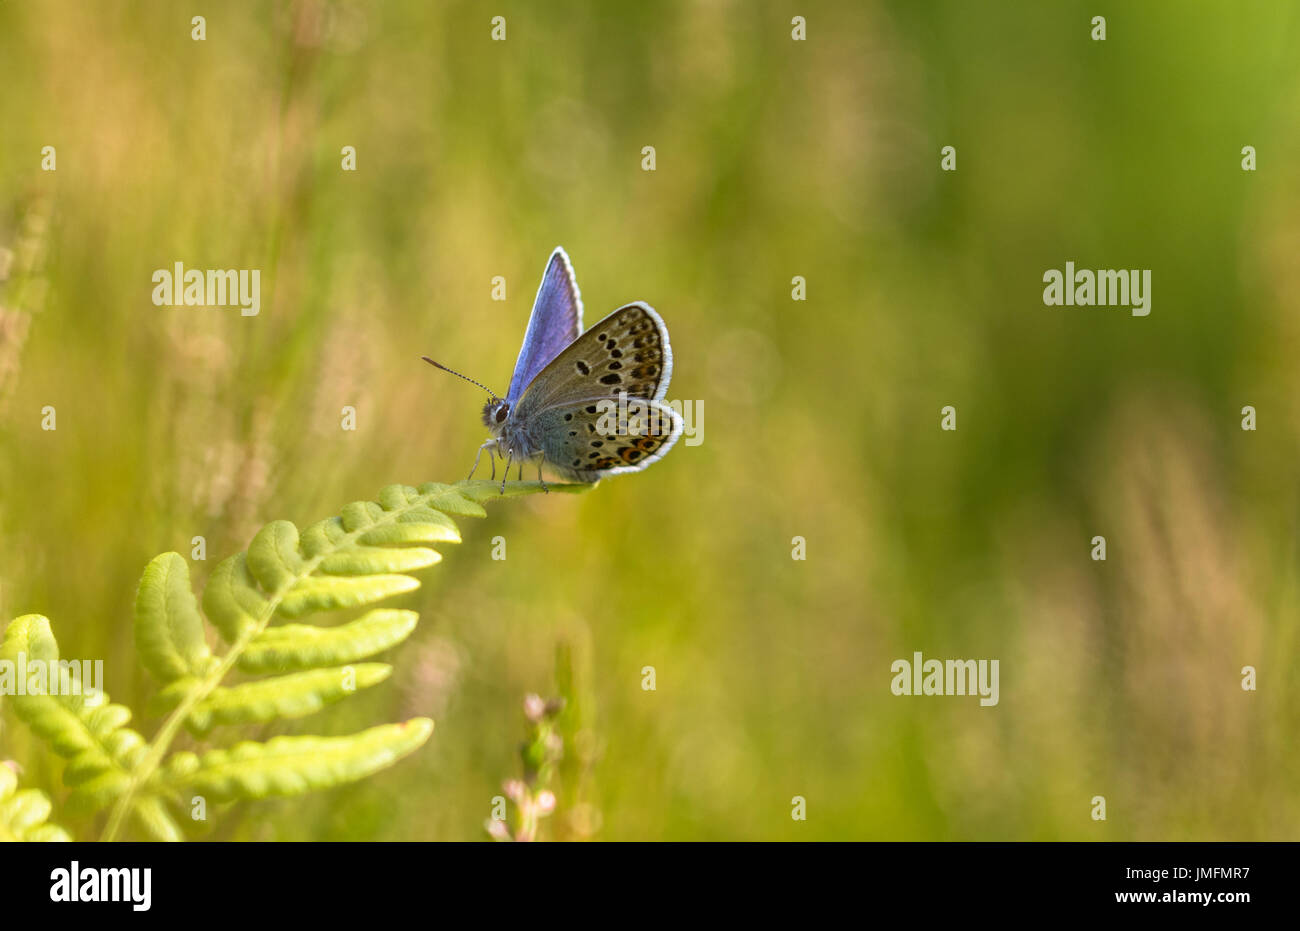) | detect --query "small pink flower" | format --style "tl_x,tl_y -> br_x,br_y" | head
523,693 -> 546,722
485,818 -> 511,841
